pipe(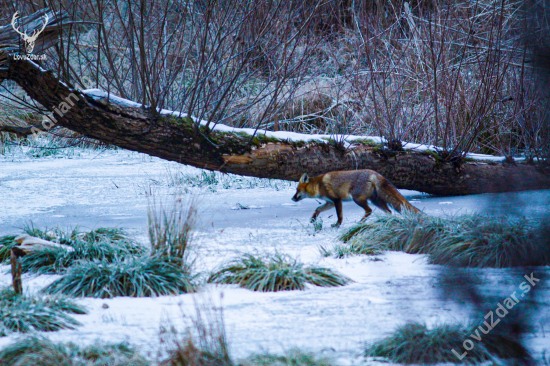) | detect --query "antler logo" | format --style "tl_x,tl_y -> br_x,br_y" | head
11,12 -> 49,54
